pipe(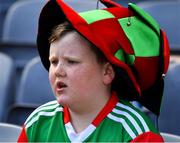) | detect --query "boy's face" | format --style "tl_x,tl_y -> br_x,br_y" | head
49,32 -> 113,110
